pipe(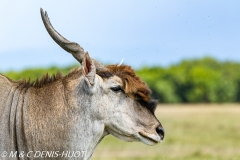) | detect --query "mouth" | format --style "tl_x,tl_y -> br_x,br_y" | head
107,127 -> 162,145
138,132 -> 161,145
